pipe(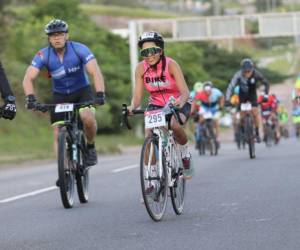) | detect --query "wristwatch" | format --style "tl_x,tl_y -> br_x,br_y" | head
5,95 -> 16,103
